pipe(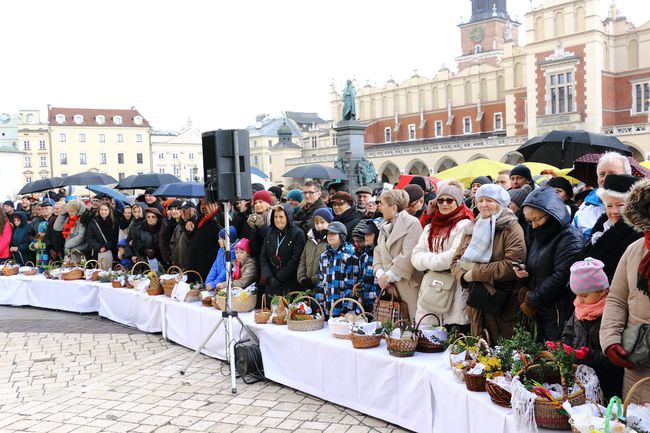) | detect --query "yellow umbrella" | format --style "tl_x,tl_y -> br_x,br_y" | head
555,168 -> 581,185
640,161 -> 650,169
521,162 -> 559,176
435,159 -> 513,188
